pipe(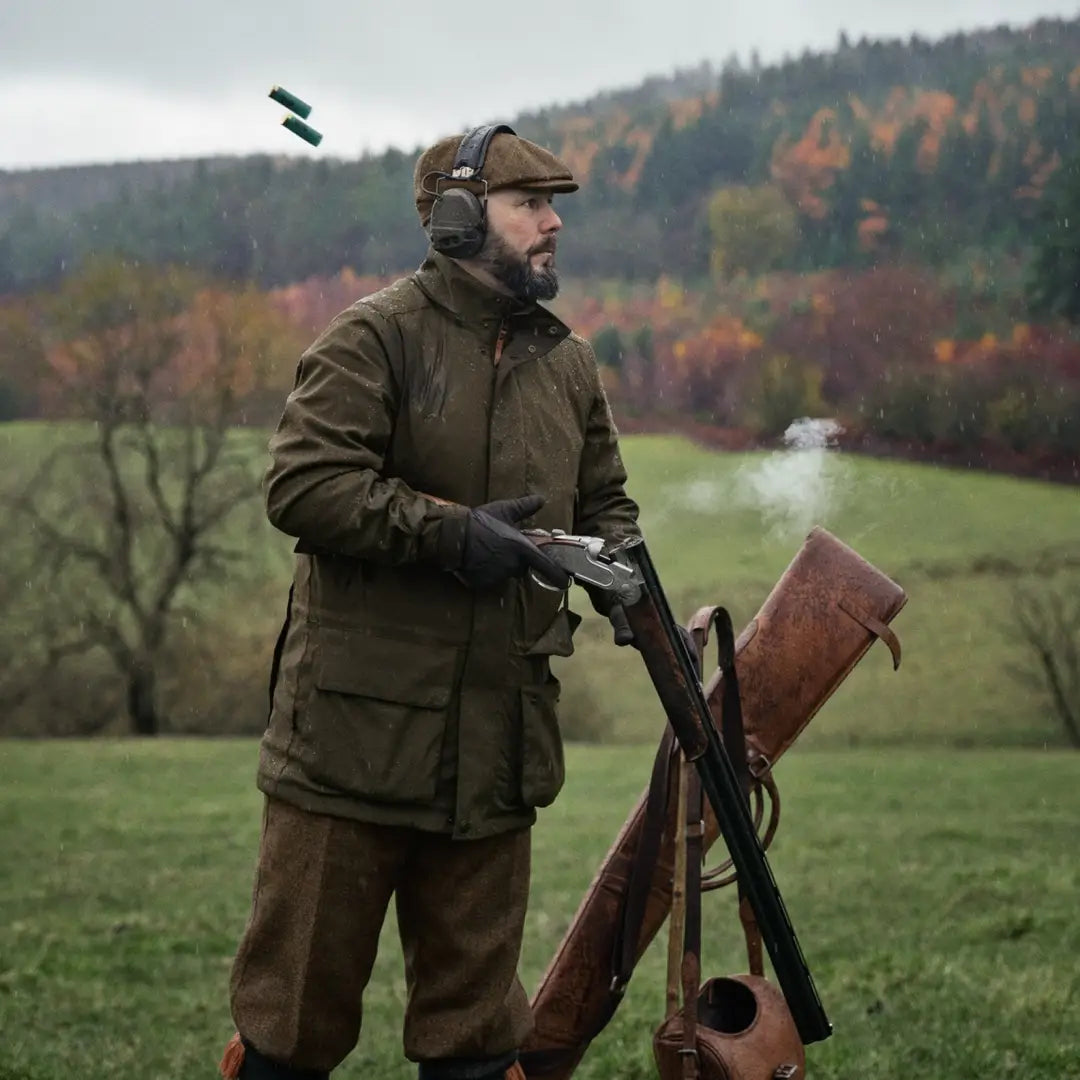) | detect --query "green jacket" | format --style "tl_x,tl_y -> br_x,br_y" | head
257,251 -> 639,837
